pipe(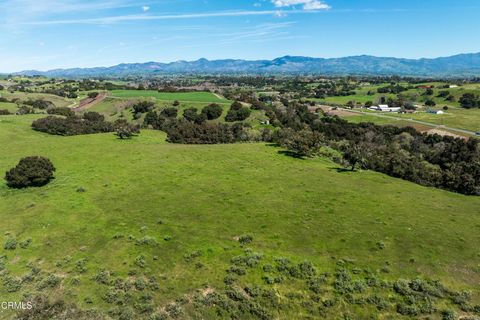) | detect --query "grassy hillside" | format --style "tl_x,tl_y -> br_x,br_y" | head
110,90 -> 229,103
0,115 -> 479,319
